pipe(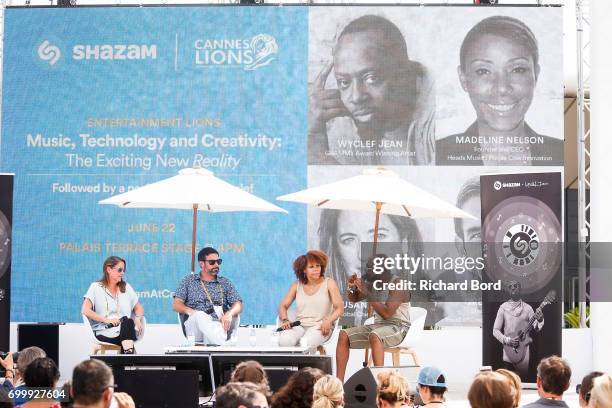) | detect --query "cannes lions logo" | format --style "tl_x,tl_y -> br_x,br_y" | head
502,224 -> 540,267
194,34 -> 278,70
38,40 -> 61,65
245,34 -> 278,70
